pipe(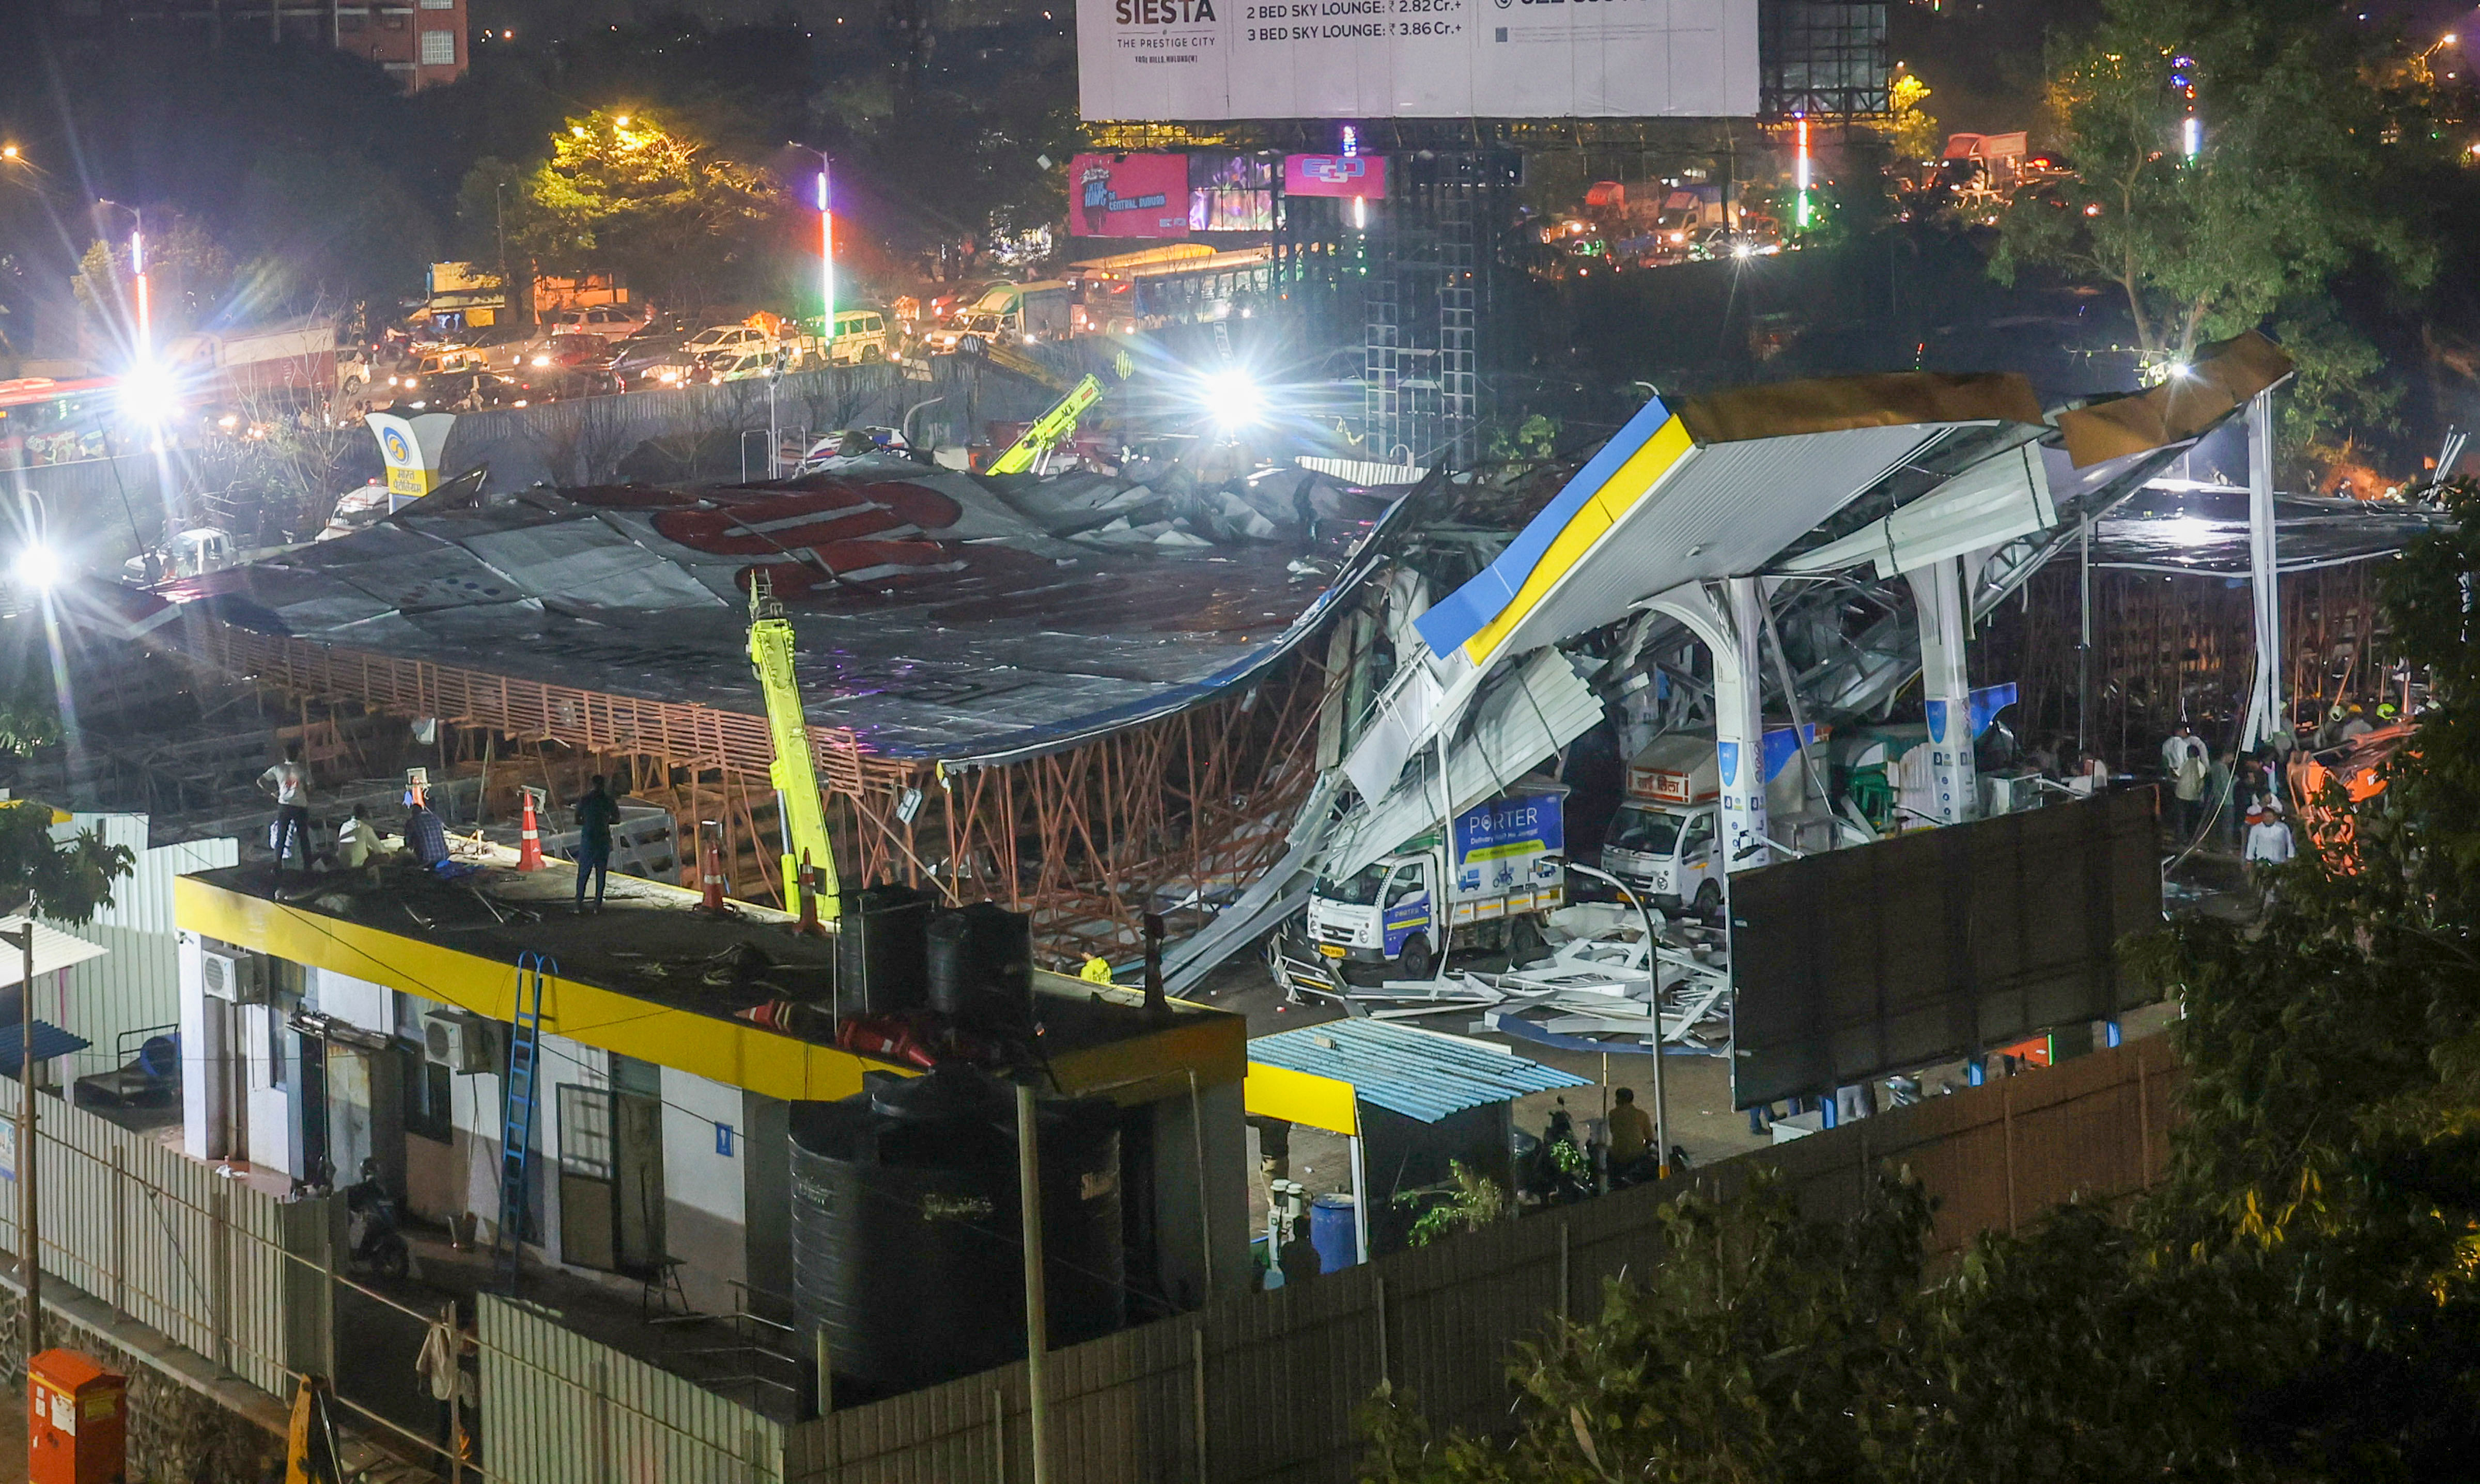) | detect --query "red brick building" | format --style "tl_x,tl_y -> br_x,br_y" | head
47,0 -> 469,92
